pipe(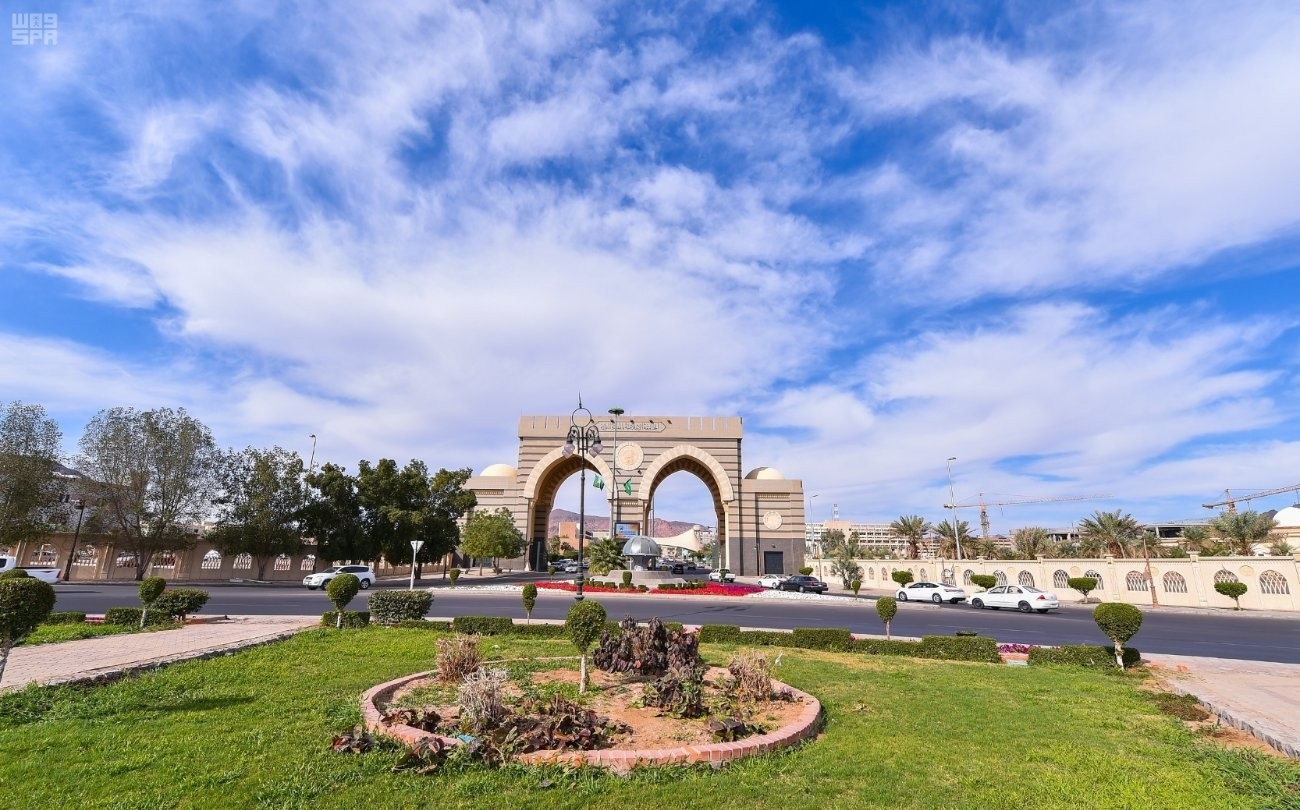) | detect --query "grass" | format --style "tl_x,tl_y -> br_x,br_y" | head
21,621 -> 183,646
0,628 -> 1296,809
